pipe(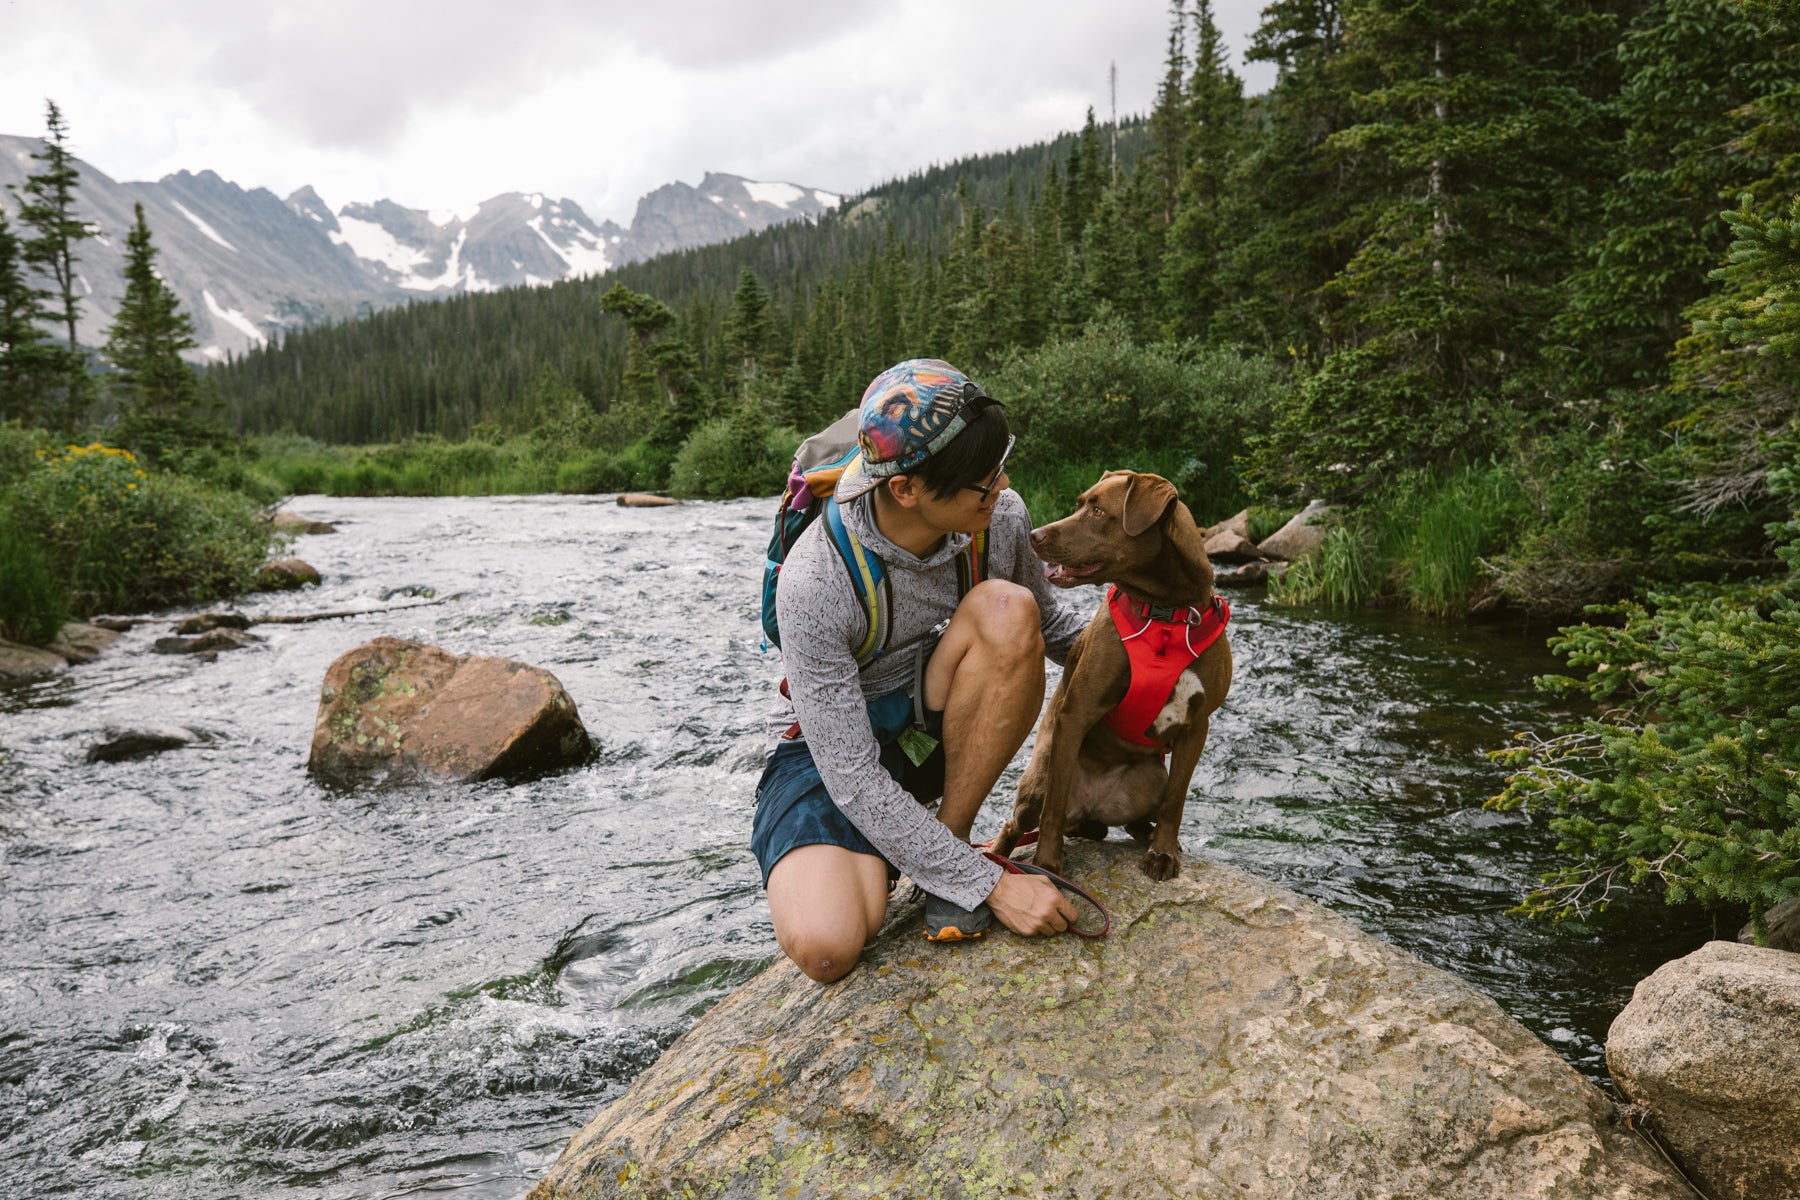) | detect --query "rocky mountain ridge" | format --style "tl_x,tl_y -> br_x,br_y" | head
0,134 -> 839,361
